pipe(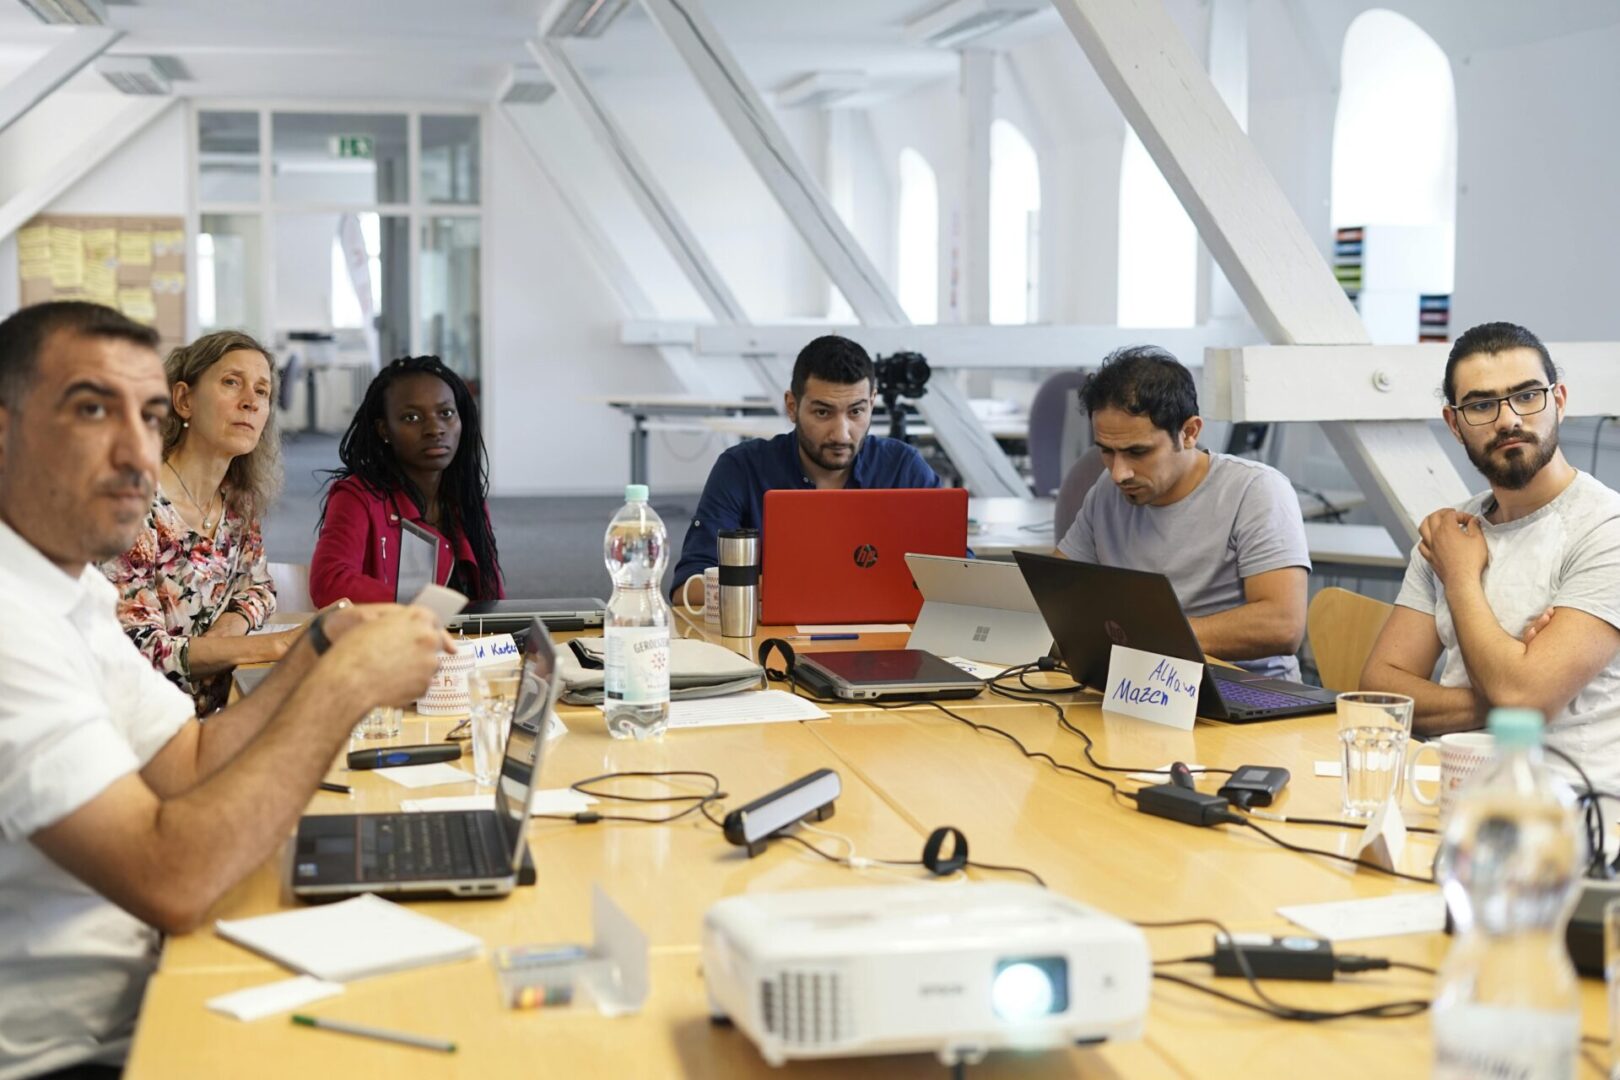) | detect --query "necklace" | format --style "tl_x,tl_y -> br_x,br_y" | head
166,461 -> 221,530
